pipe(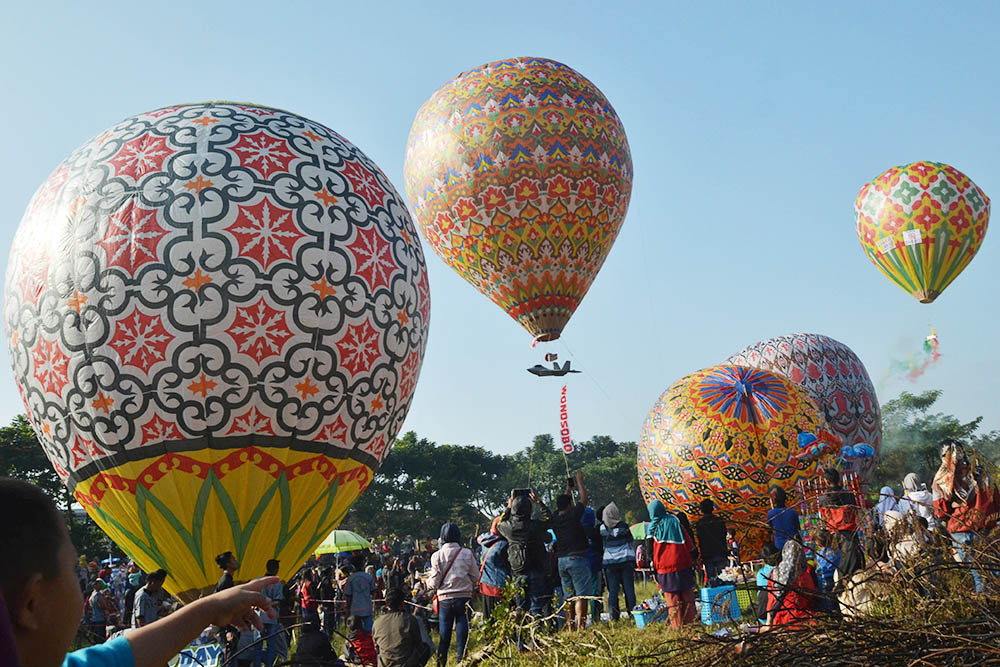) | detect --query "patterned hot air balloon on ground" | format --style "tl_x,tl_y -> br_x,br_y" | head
728,333 -> 881,479
404,57 -> 632,342
638,365 -> 824,551
4,103 -> 430,600
855,161 -> 989,303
